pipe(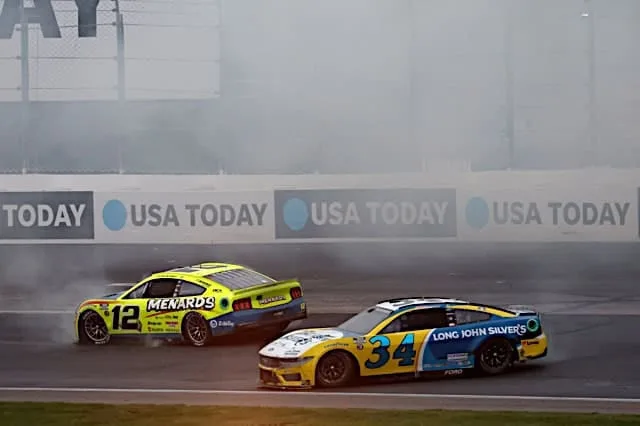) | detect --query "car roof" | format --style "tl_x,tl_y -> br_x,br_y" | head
162,262 -> 244,277
375,297 -> 469,312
